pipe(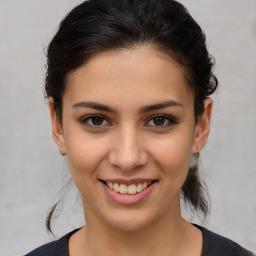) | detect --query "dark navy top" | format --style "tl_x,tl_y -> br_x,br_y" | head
25,225 -> 254,256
